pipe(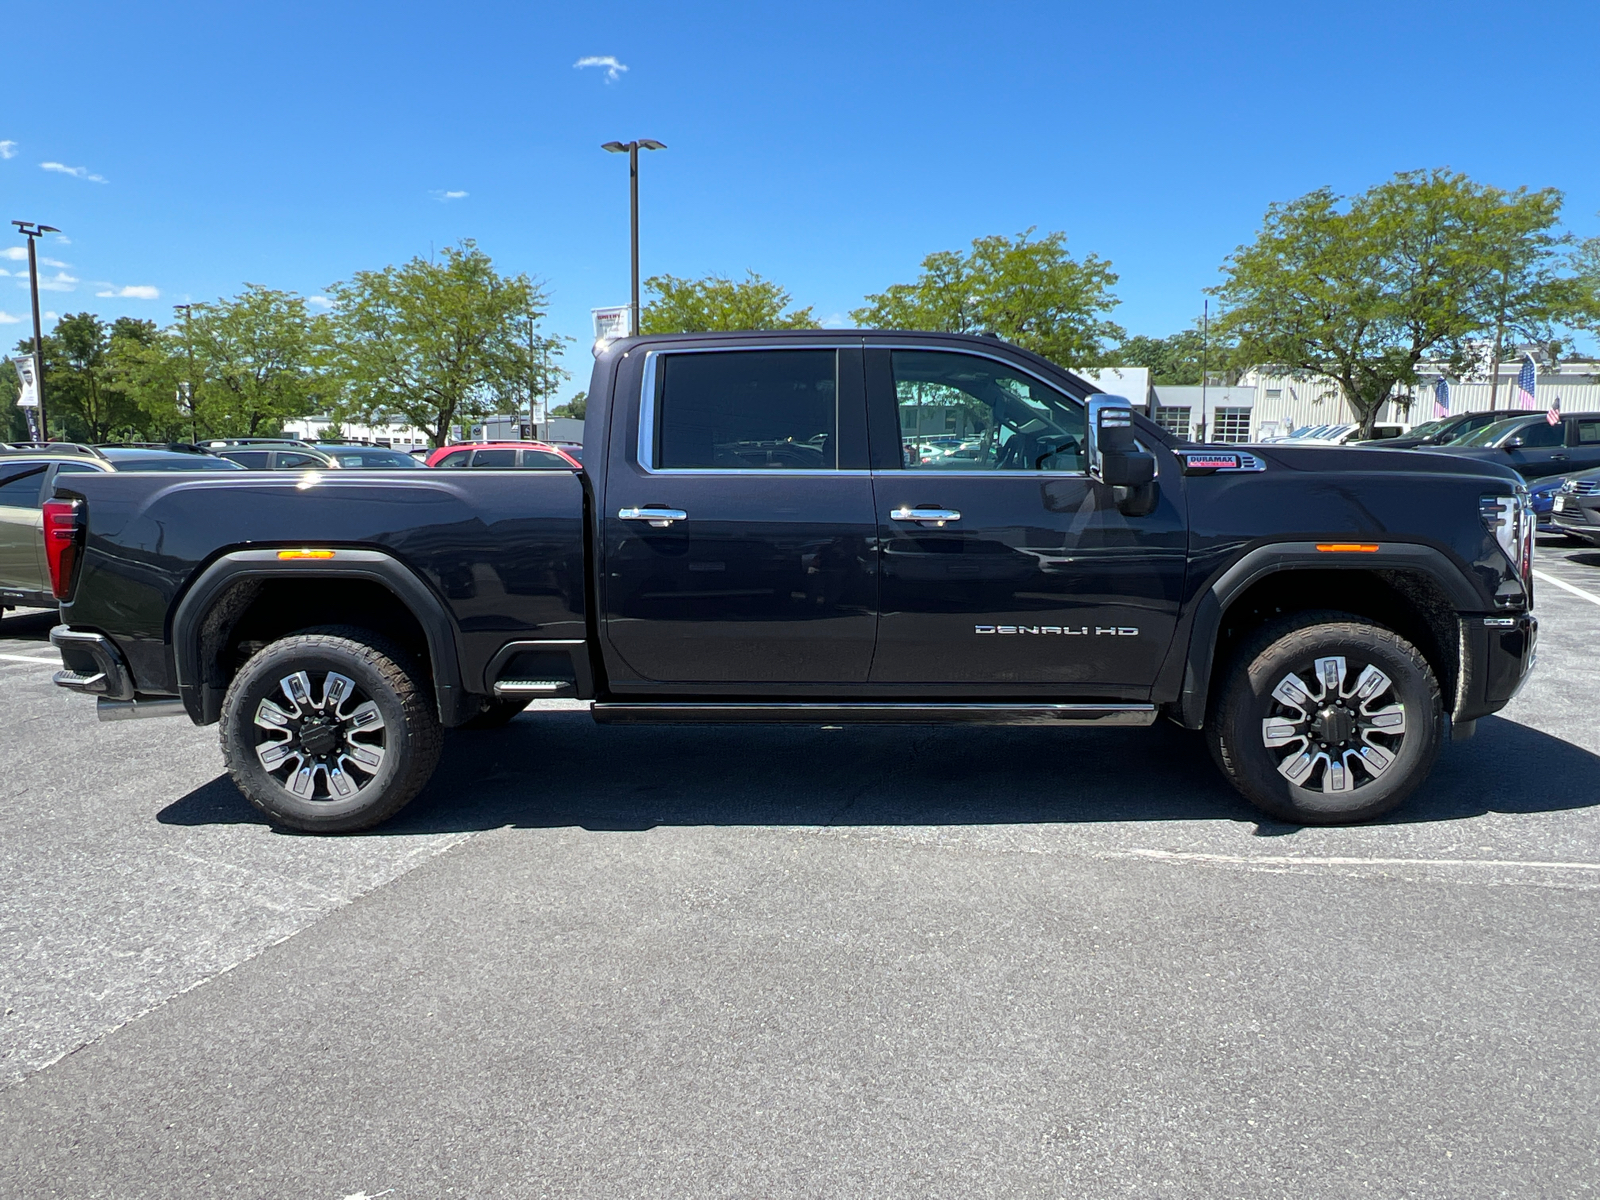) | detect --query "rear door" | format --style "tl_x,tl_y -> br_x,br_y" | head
0,460 -> 50,596
865,346 -> 1187,692
601,343 -> 877,685
1563,416 -> 1600,474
